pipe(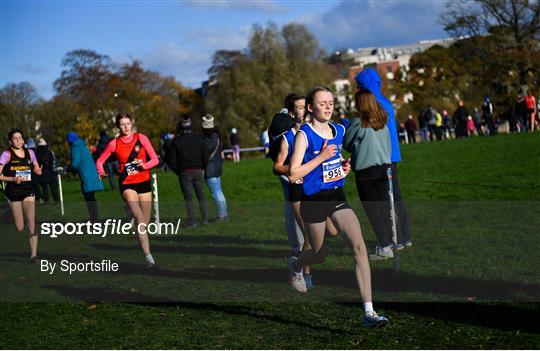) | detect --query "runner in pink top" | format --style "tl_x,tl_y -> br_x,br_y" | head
96,113 -> 159,269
